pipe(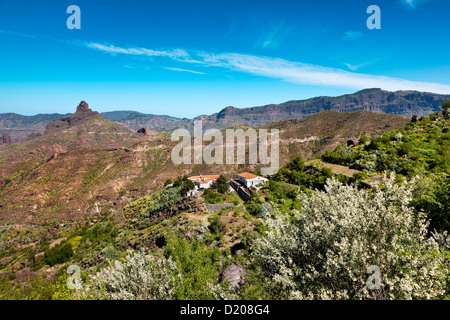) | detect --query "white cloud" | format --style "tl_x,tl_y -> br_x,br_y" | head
8,29 -> 447,94
0,29 -> 37,38
85,42 -> 450,94
344,61 -> 374,71
196,52 -> 450,94
163,67 -> 205,75
345,63 -> 359,71
85,43 -> 190,61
